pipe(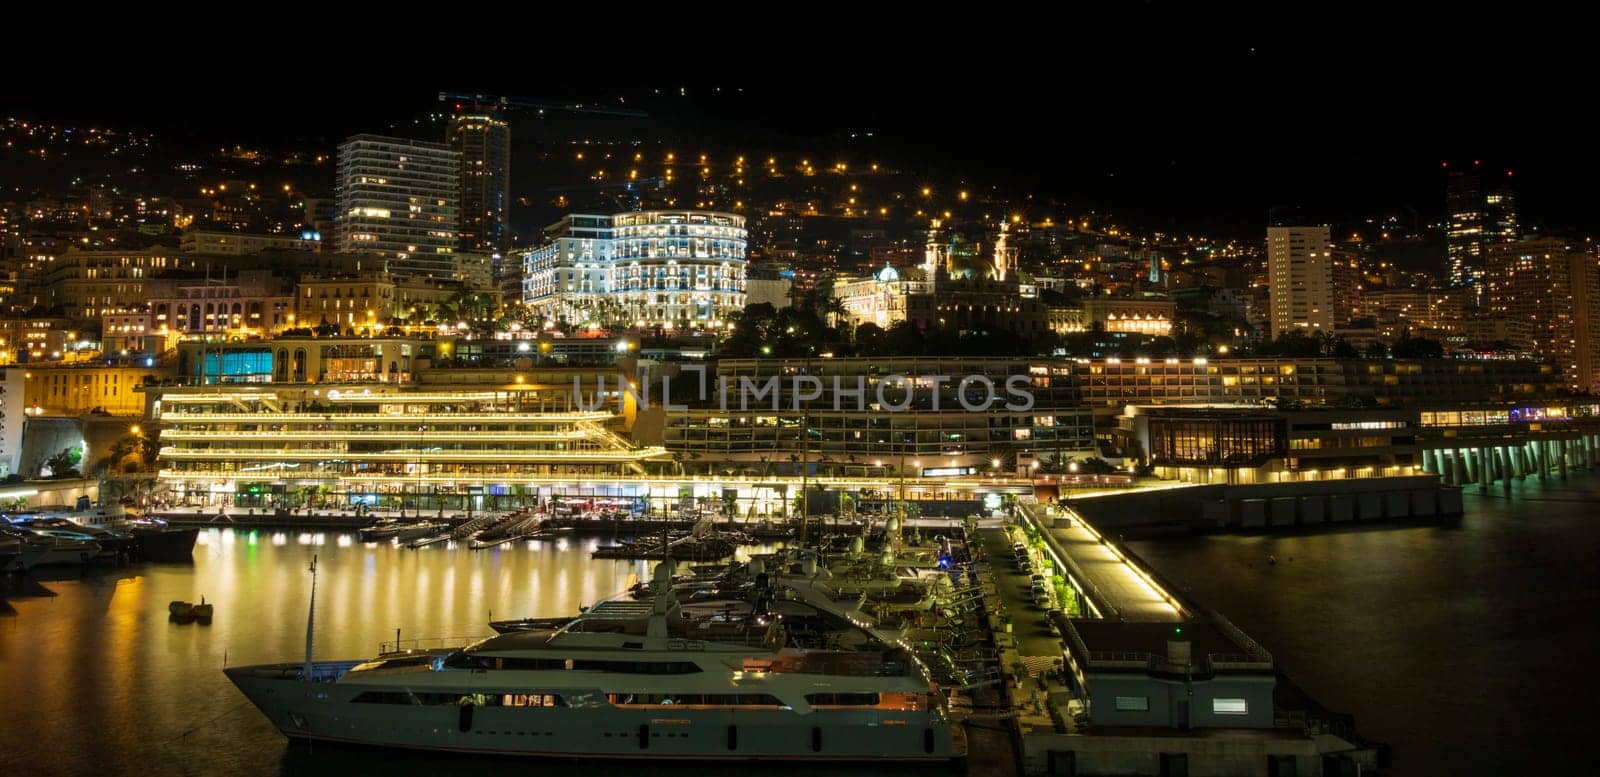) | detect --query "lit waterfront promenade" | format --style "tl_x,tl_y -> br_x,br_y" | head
1016,498 -> 1183,622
